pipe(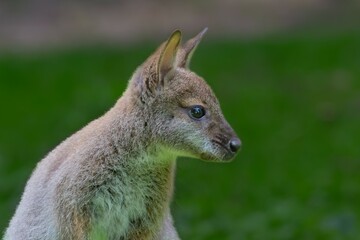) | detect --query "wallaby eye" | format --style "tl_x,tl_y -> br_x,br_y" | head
189,105 -> 206,119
